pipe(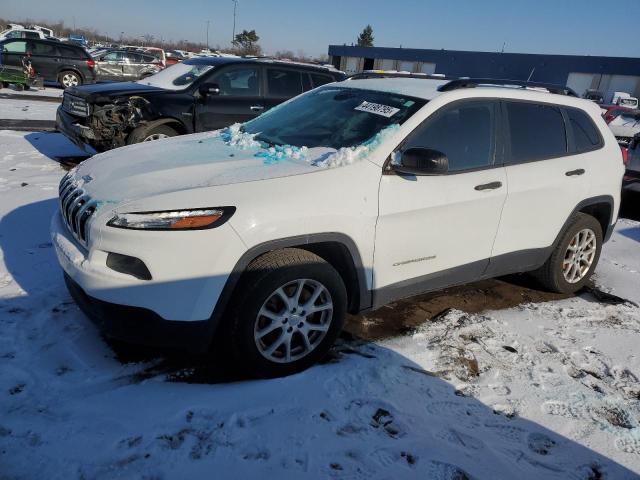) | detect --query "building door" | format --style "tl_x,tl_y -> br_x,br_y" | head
420,62 -> 436,74
343,57 -> 360,75
567,72 -> 596,97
